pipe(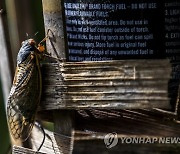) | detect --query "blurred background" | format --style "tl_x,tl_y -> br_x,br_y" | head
0,0 -> 45,153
